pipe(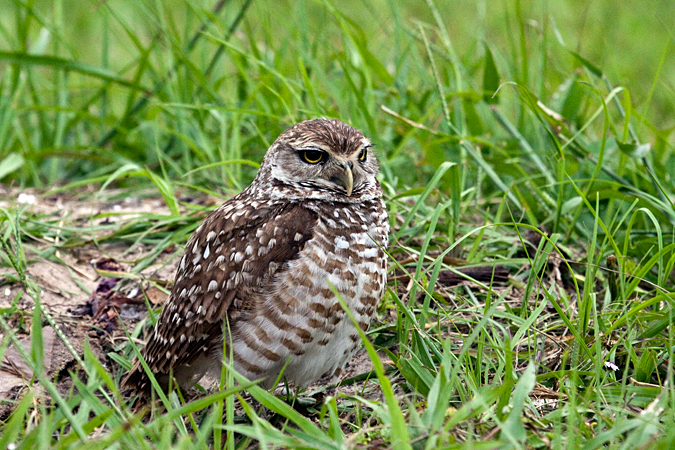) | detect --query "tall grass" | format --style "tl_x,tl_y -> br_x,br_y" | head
1,0 -> 674,448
